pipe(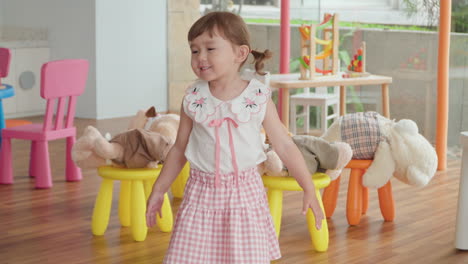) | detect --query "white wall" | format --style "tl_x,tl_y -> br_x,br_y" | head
1,0 -> 167,119
0,1 -> 4,36
1,0 -> 96,118
96,0 -> 167,119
